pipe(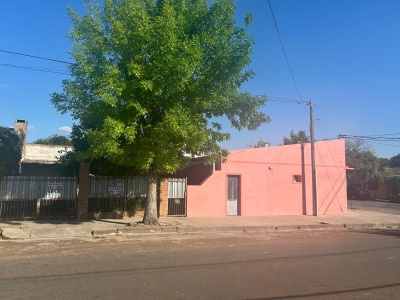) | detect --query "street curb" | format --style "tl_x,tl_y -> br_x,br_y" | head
1,222 -> 399,240
90,222 -> 400,237
344,223 -> 400,230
